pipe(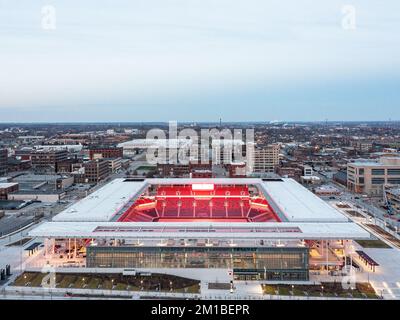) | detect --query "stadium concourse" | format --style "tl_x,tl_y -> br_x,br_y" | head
26,178 -> 370,282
